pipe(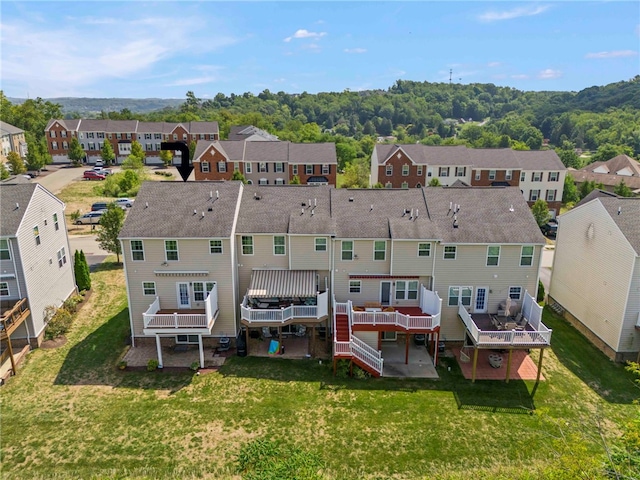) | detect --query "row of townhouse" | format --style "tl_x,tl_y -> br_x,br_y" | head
44,119 -> 219,165
370,145 -> 567,215
120,181 -> 551,374
192,140 -> 338,185
0,121 -> 28,162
